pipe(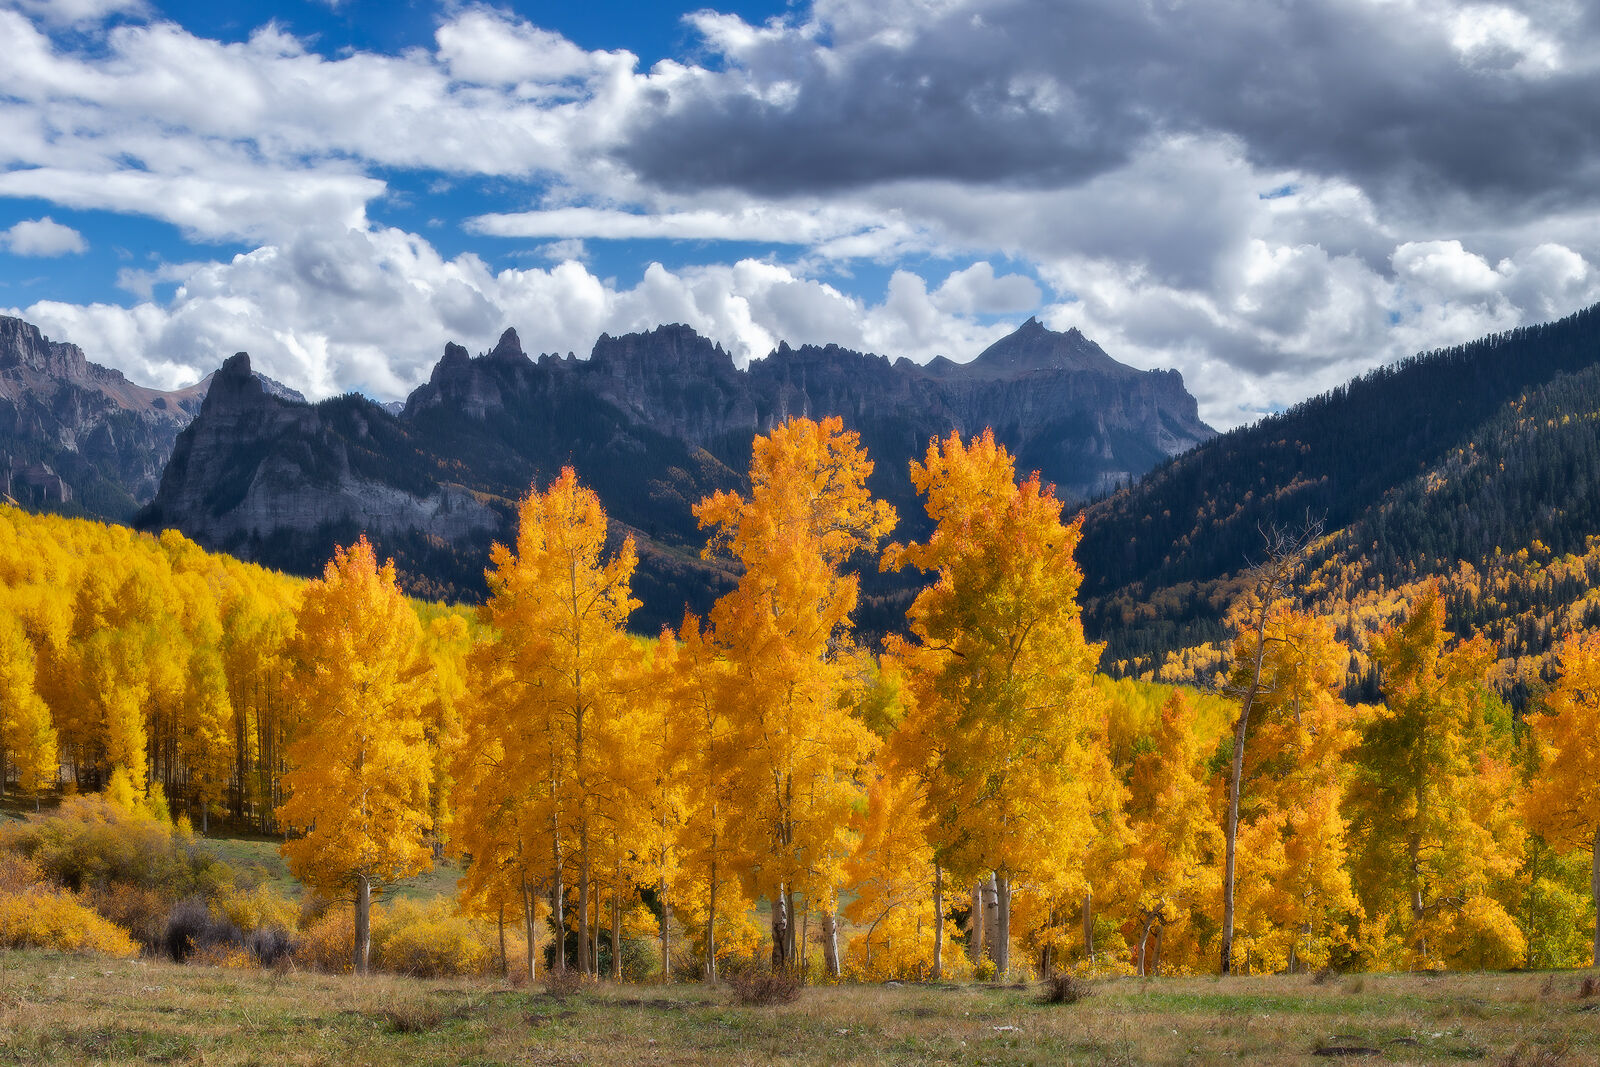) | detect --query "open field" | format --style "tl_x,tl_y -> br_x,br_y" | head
3,951 -> 1599,1066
